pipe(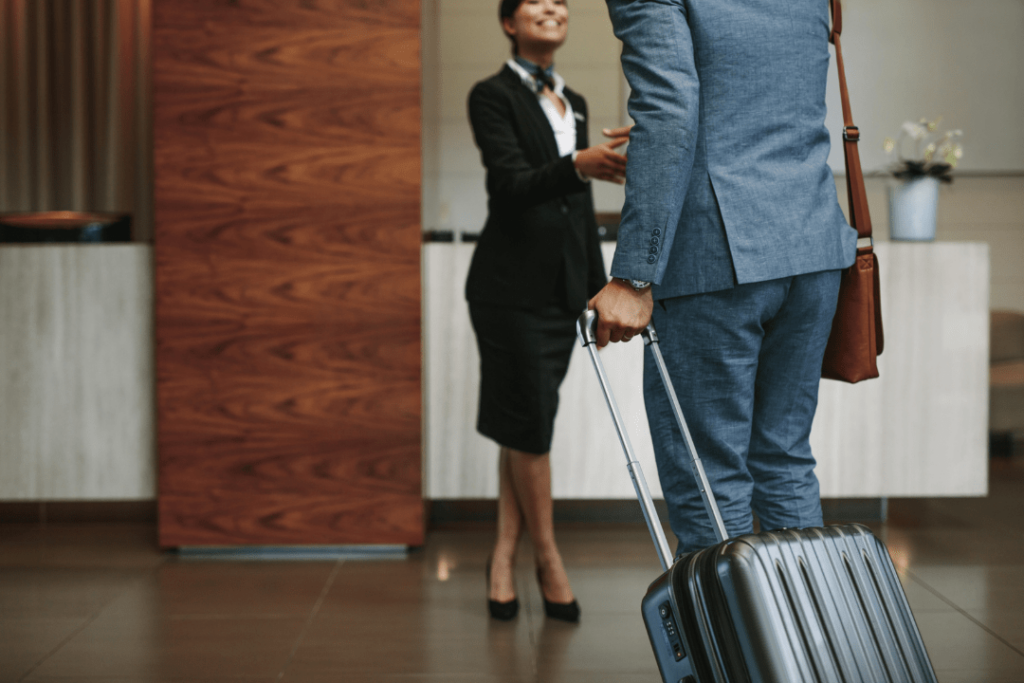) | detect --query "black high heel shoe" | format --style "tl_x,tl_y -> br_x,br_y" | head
536,567 -> 580,623
486,560 -> 519,621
